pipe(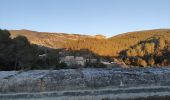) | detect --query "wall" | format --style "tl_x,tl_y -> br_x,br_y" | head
0,68 -> 170,93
